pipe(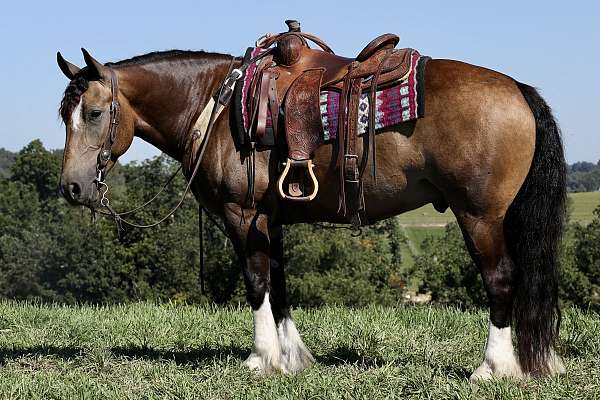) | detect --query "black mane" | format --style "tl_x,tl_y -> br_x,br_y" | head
59,49 -> 232,122
106,49 -> 228,67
